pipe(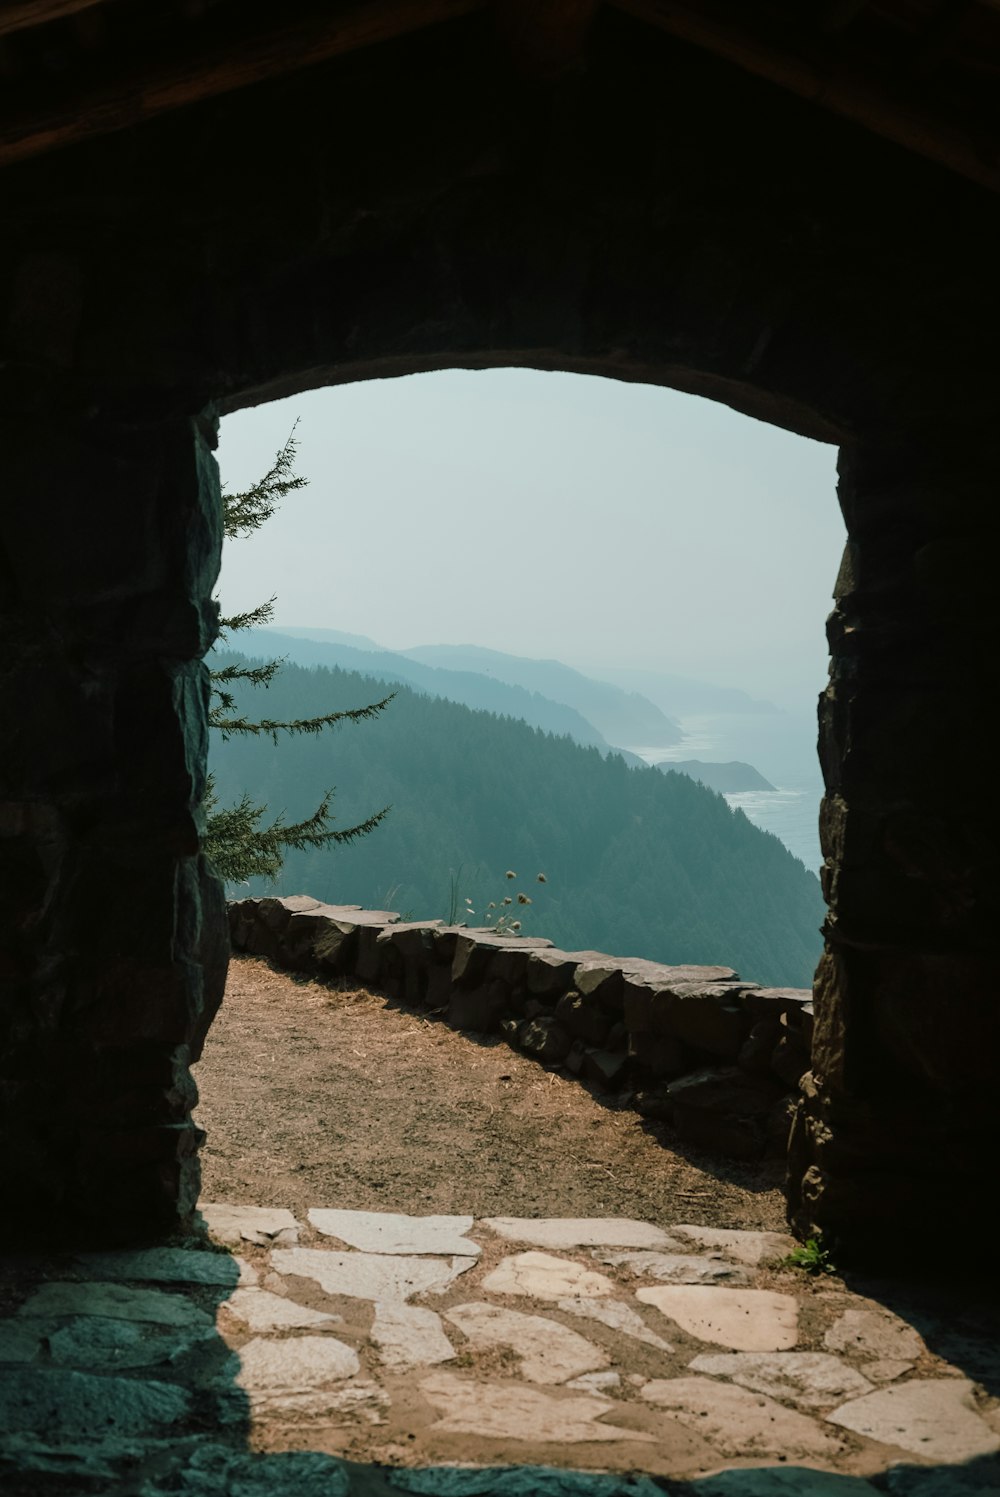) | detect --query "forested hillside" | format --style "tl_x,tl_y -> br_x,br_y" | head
238,629 -> 616,752
209,653 -> 825,987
